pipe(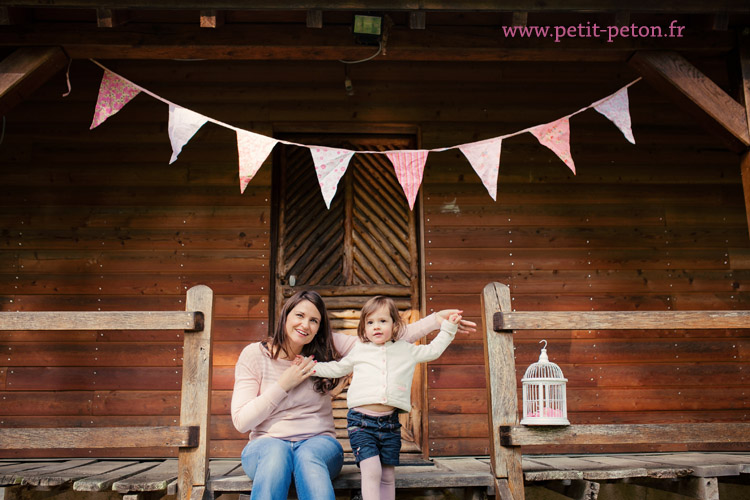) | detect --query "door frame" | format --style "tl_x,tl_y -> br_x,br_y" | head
268,122 -> 432,457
